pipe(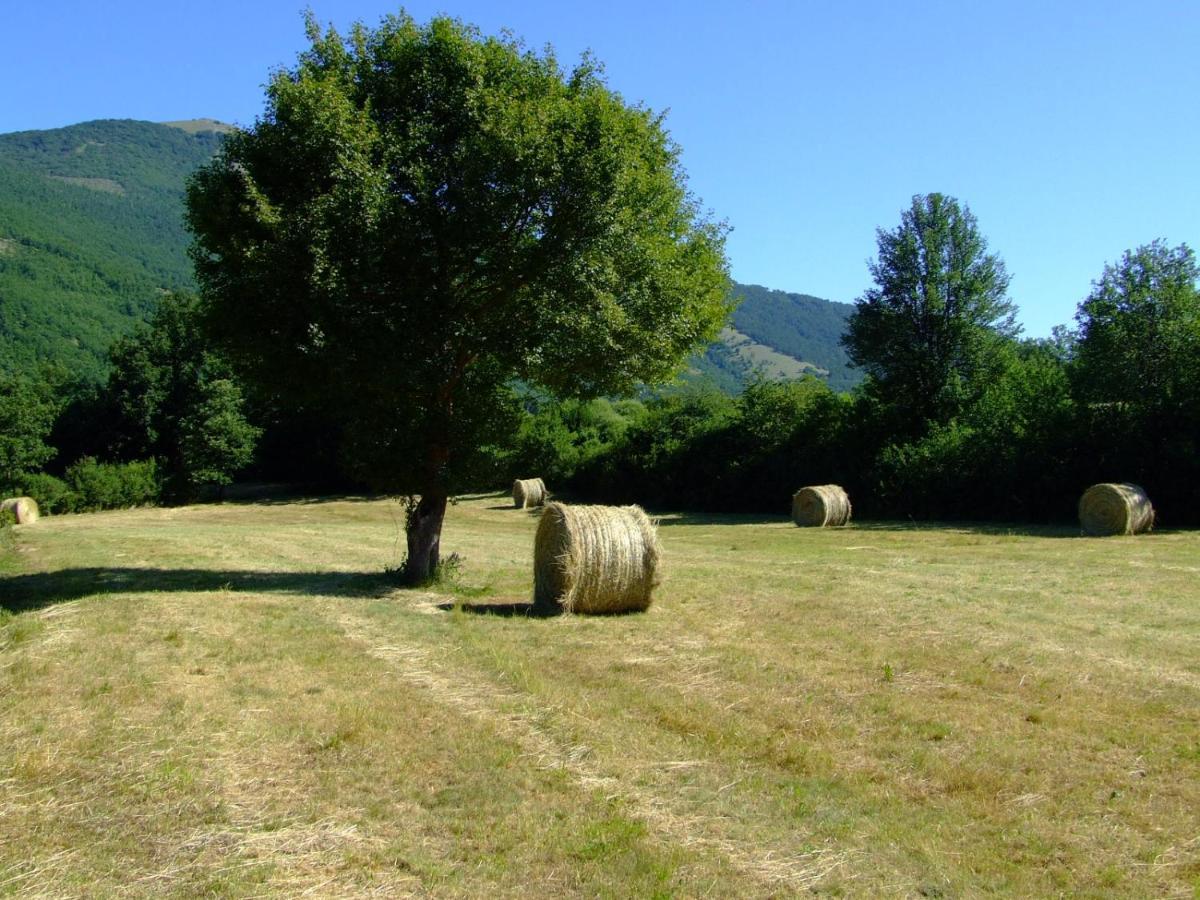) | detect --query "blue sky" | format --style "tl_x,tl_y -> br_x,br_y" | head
6,0 -> 1198,336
